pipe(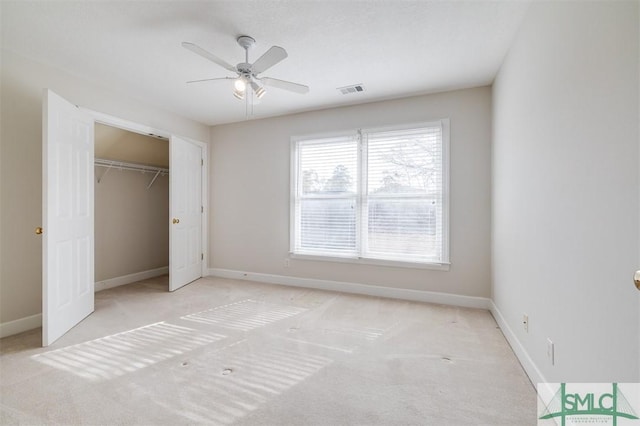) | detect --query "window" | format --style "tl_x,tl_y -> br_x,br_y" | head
291,120 -> 449,267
